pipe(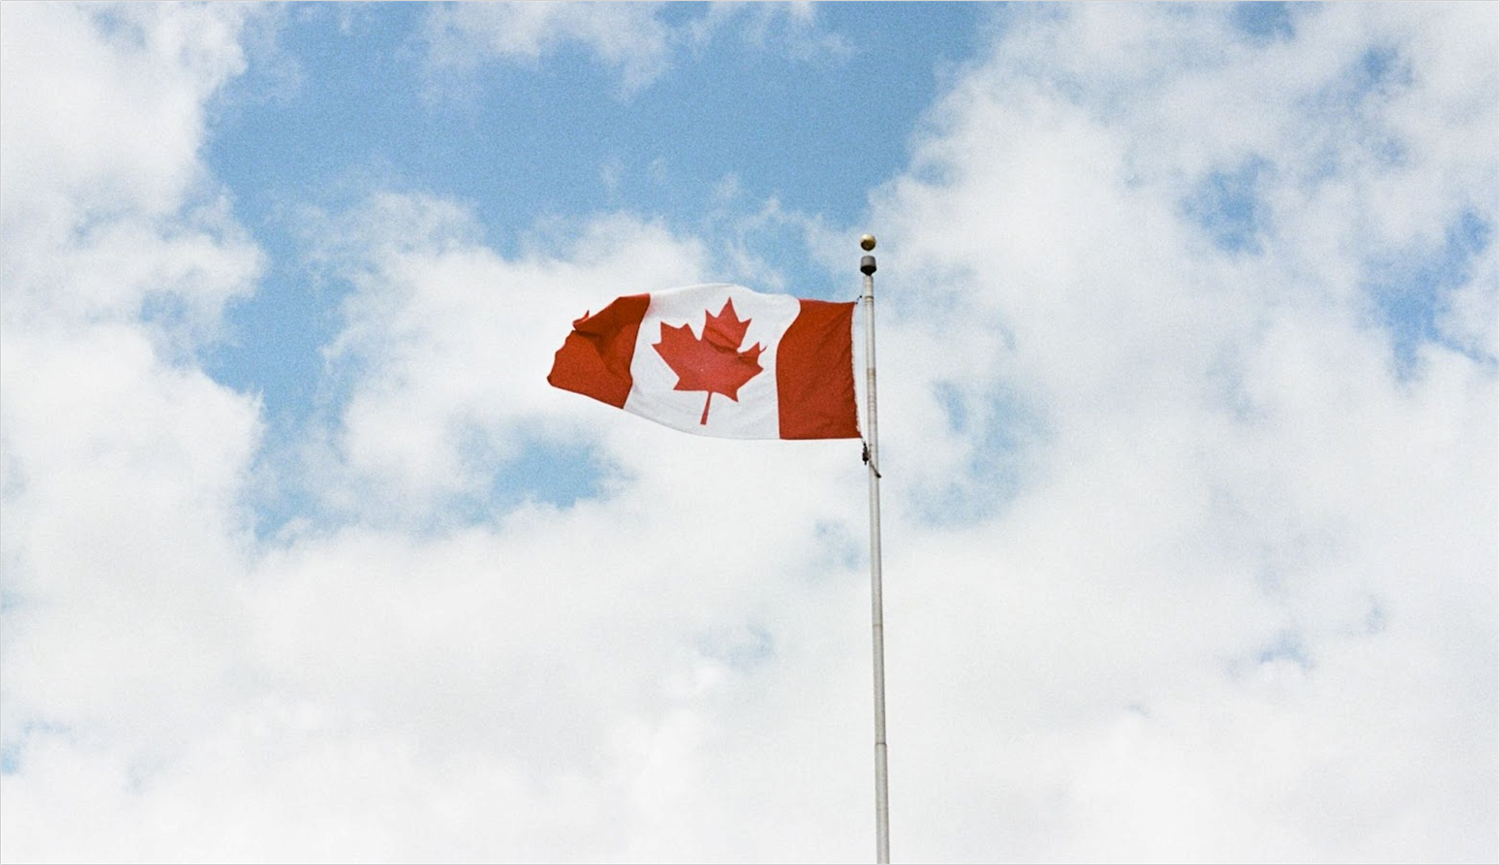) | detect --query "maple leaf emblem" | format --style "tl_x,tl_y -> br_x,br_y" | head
653,298 -> 765,425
